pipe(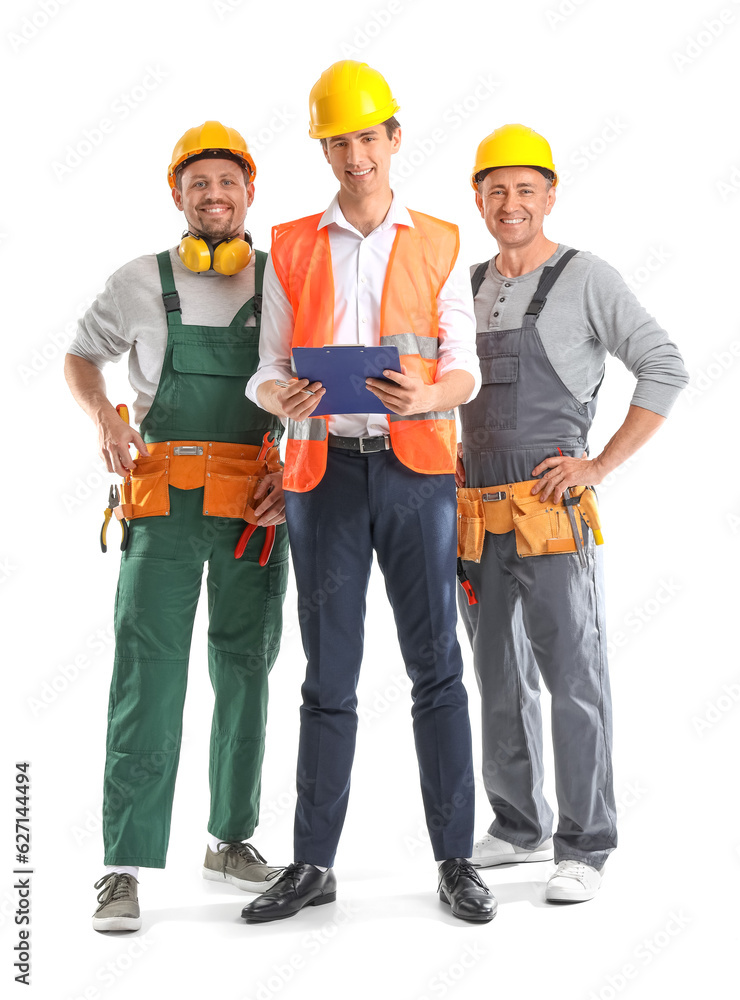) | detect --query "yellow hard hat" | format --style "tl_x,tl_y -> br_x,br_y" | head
308,60 -> 400,140
167,120 -> 256,189
471,124 -> 557,190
